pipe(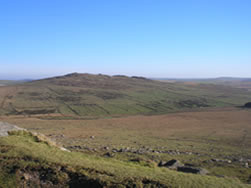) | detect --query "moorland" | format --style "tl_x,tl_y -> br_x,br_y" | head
0,73 -> 251,187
